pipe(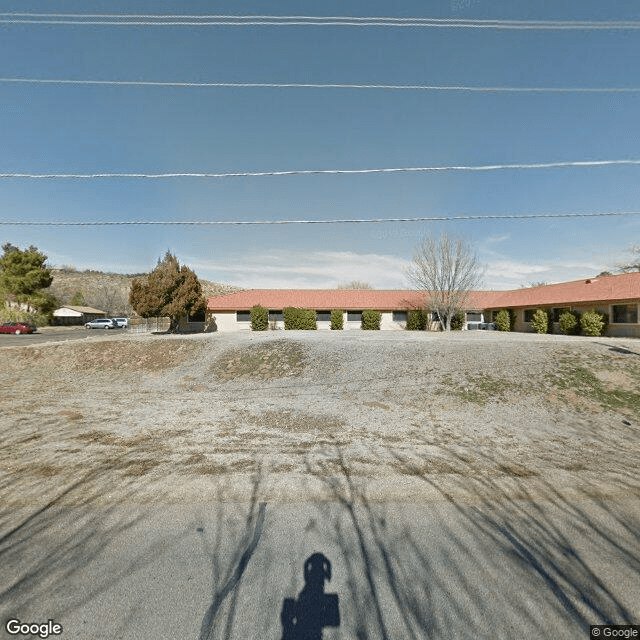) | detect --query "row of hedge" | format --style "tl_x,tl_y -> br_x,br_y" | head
405,310 -> 467,331
493,307 -> 608,336
249,306 -> 382,330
